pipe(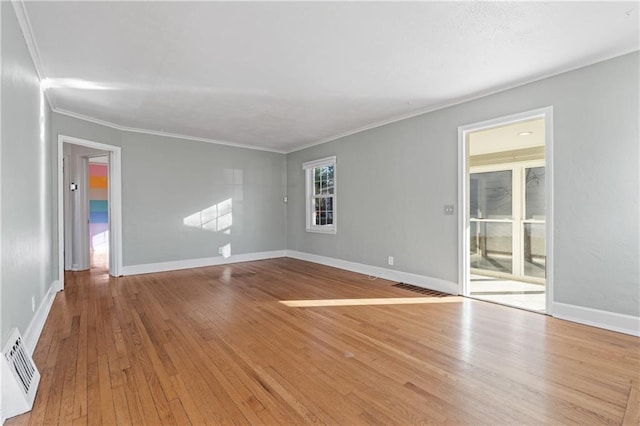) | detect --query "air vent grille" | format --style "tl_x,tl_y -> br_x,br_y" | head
5,335 -> 36,394
2,328 -> 41,421
392,283 -> 453,297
